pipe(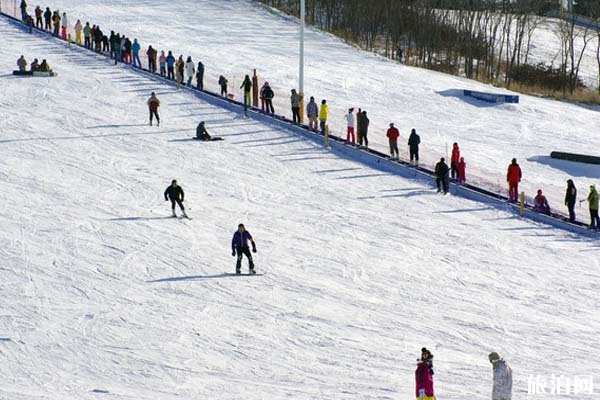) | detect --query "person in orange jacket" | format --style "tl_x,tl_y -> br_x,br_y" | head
506,158 -> 522,202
